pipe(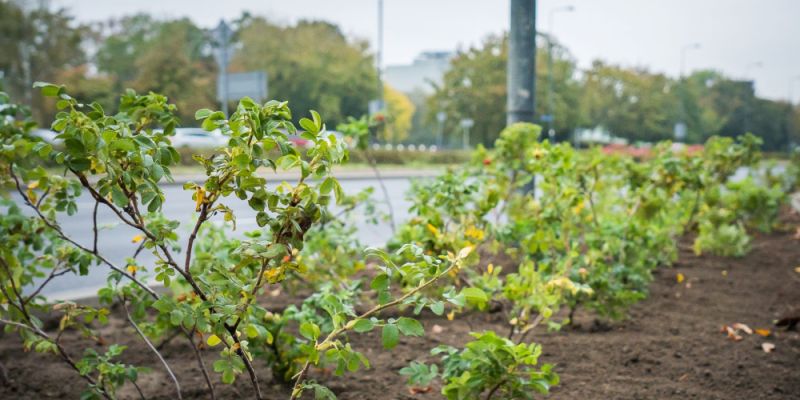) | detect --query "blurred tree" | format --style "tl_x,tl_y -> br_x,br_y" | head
579,61 -> 678,142
0,1 -> 87,123
130,19 -> 217,122
94,14 -> 159,89
426,34 -> 580,148
382,84 -> 415,143
232,18 -> 377,127
95,16 -> 216,123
